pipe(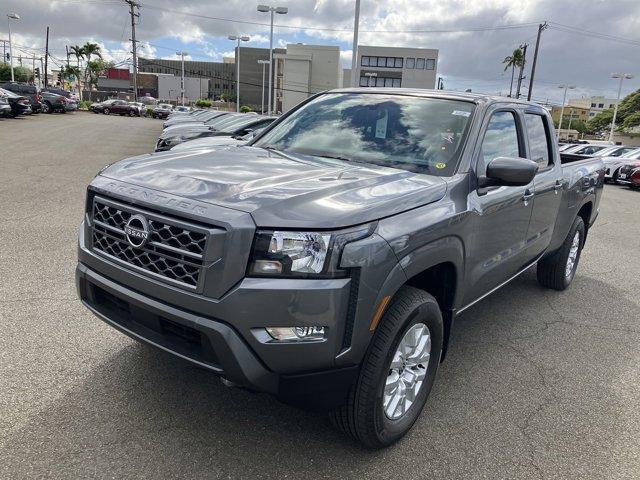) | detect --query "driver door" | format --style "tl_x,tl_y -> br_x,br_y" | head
463,108 -> 535,306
